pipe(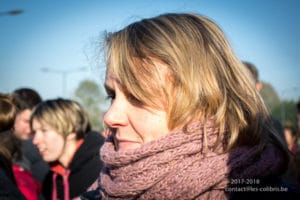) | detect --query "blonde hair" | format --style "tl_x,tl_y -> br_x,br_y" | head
30,98 -> 91,139
105,13 -> 285,151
